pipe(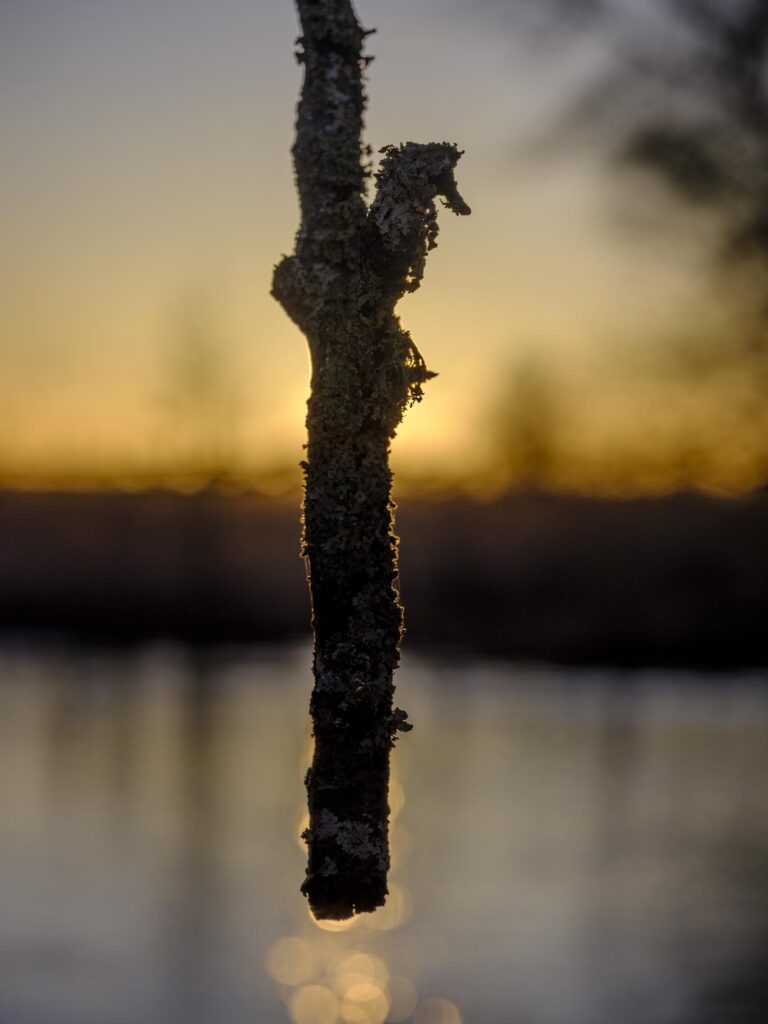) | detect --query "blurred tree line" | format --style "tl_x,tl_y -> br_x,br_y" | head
486,0 -> 768,492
